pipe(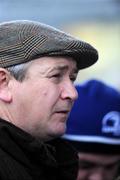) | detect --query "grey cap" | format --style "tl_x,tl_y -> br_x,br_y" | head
0,20 -> 98,69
